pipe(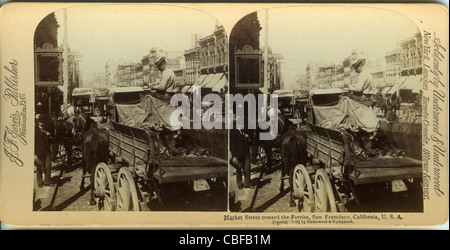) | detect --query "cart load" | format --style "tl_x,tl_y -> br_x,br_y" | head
312,96 -> 379,132
115,94 -> 177,131
113,94 -> 218,158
